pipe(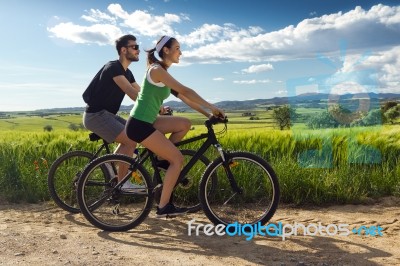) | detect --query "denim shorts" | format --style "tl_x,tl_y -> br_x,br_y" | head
82,110 -> 126,143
